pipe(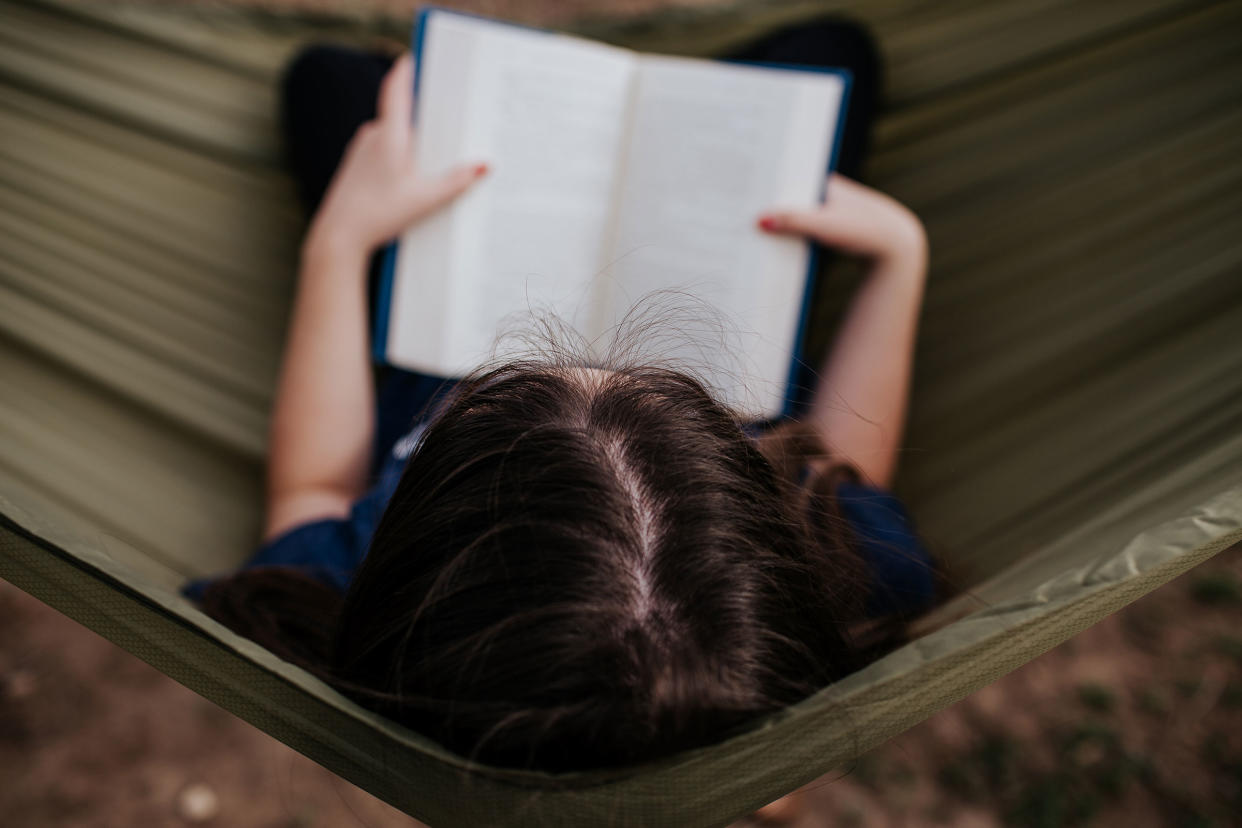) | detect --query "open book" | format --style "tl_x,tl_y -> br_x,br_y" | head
376,7 -> 850,418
